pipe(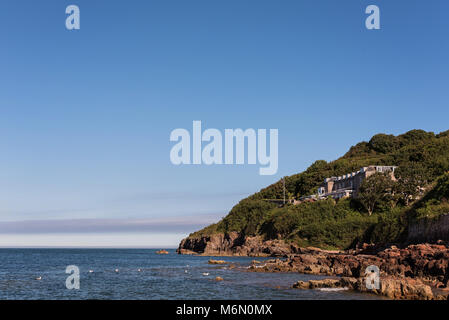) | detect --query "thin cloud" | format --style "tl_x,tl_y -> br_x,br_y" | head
0,213 -> 223,234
